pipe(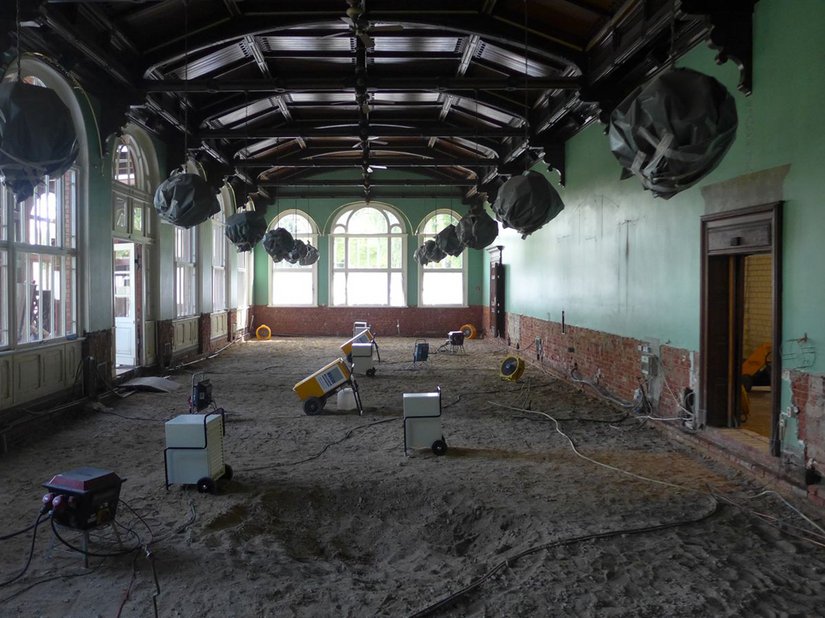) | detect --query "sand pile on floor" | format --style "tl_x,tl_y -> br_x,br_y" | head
1,336 -> 824,616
